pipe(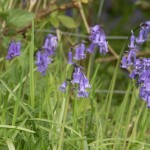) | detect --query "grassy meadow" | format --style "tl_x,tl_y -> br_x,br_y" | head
0,0 -> 150,150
